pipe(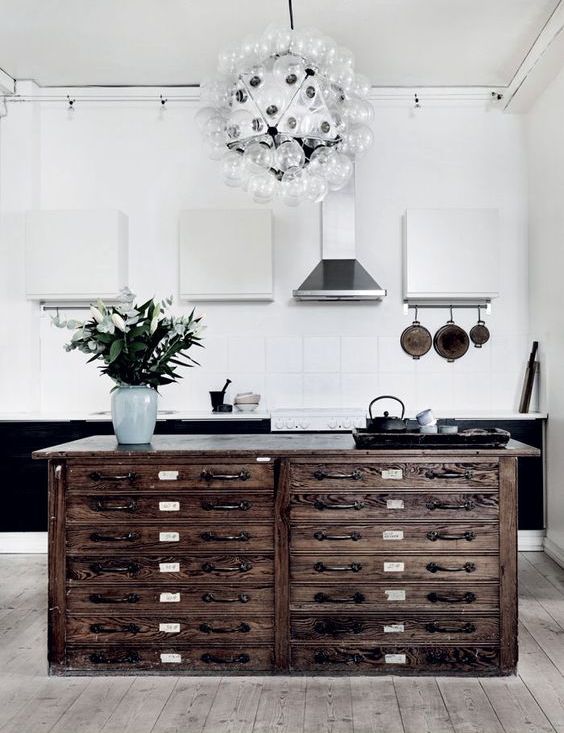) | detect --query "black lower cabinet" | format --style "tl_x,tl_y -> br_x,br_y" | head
0,418 -> 271,532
